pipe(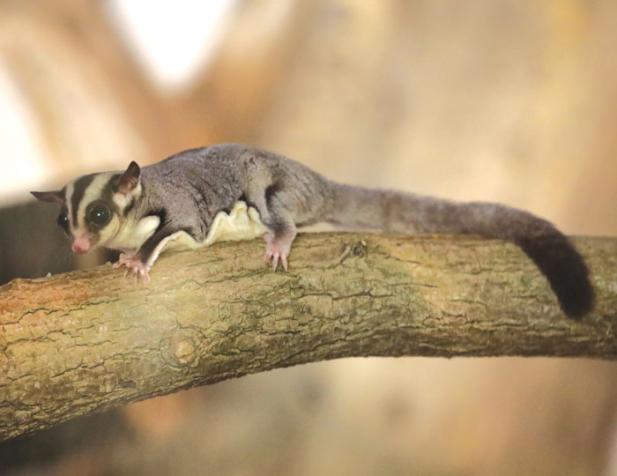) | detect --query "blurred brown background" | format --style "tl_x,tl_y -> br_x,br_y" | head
1,1 -> 616,475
